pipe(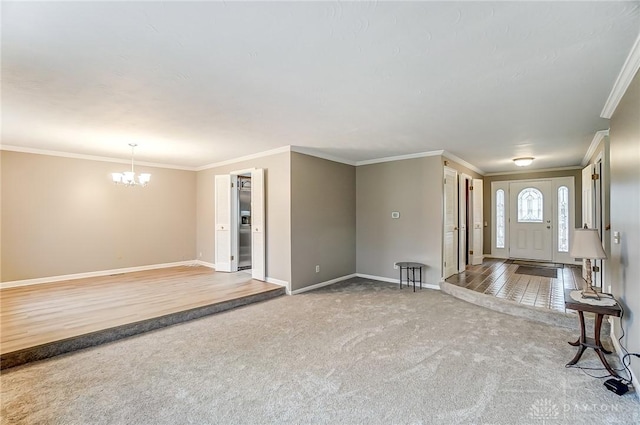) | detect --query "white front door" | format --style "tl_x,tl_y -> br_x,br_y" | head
509,180 -> 553,261
443,167 -> 458,278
